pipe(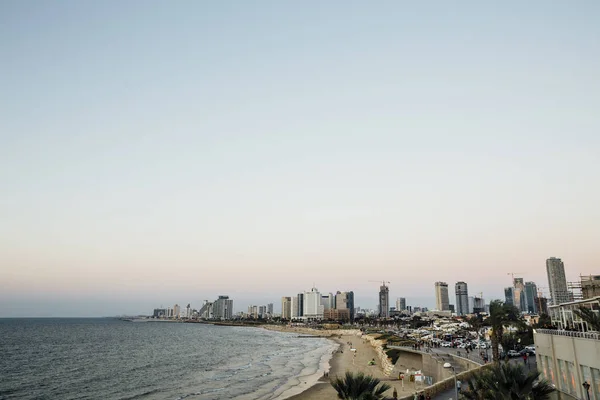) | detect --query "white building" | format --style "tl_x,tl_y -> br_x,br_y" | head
213,295 -> 233,320
303,287 -> 324,320
435,282 -> 450,311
